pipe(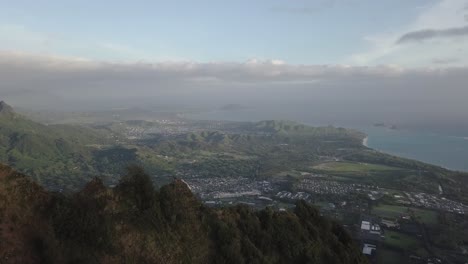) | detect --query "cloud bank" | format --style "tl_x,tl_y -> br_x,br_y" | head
1,51 -> 468,128
396,25 -> 468,44
350,0 -> 468,67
